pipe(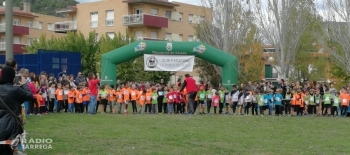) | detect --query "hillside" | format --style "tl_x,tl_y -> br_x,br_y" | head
13,0 -> 78,17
